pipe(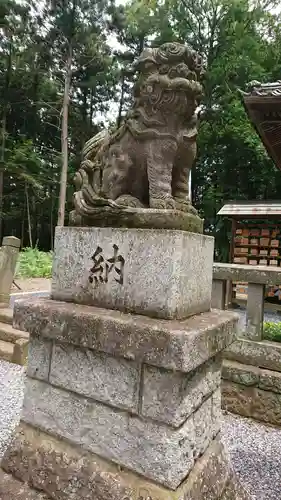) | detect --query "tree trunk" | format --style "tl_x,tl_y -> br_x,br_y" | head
21,192 -> 26,245
25,182 -> 33,247
0,39 -> 12,240
90,88 -> 94,134
117,72 -> 125,128
57,45 -> 72,227
50,184 -> 54,250
0,113 -> 6,241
